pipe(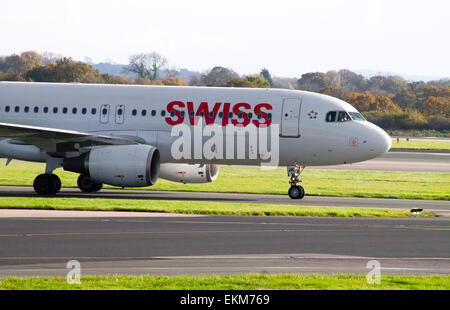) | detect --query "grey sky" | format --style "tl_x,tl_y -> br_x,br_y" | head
1,0 -> 449,78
